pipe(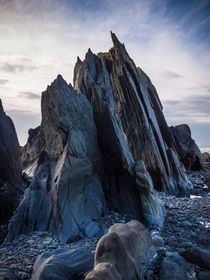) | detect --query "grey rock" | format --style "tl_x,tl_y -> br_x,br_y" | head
0,268 -> 17,280
135,160 -> 165,229
197,271 -> 210,280
85,220 -> 156,280
74,32 -> 190,196
171,124 -> 204,171
31,248 -> 93,280
0,99 -> 23,226
6,75 -> 106,243
159,253 -> 196,280
181,247 -> 210,270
